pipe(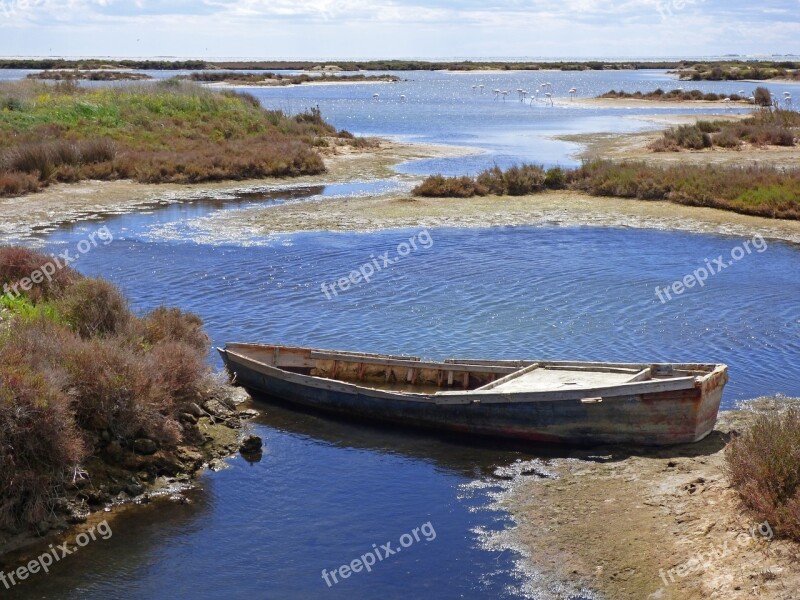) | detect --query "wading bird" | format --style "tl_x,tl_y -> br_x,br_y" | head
478,84 -> 485,94
373,93 -> 380,101
493,88 -> 501,100
569,87 -> 577,100
544,92 -> 553,106
400,94 -> 407,102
